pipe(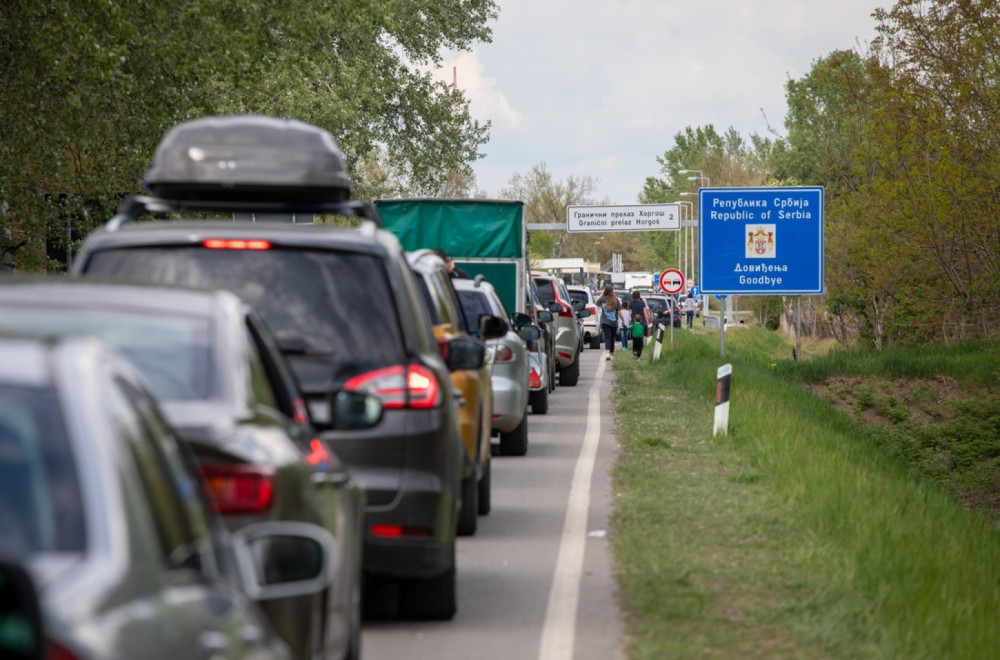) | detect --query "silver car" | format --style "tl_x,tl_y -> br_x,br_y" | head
0,333 -> 335,660
453,277 -> 534,456
532,273 -> 590,387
